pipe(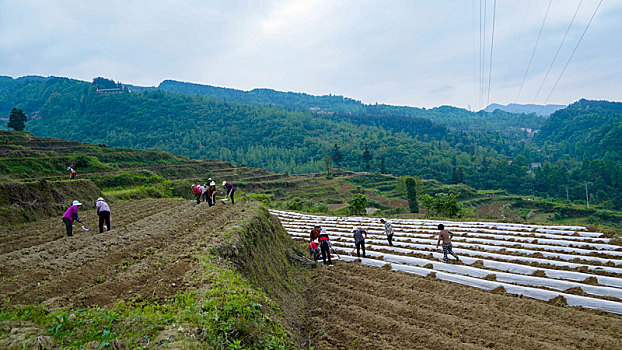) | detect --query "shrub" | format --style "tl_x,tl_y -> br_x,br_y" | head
420,193 -> 462,218
347,193 -> 367,215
